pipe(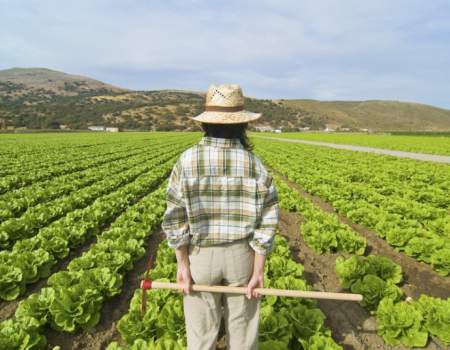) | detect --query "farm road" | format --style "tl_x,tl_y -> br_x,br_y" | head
255,136 -> 450,163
